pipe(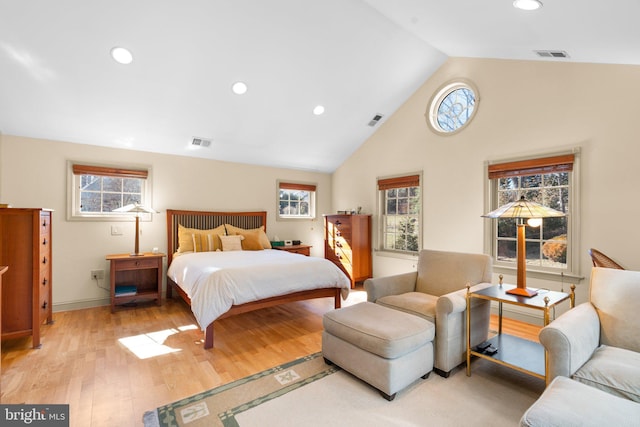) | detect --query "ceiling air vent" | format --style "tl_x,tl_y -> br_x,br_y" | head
368,114 -> 384,127
191,137 -> 211,147
534,50 -> 569,58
